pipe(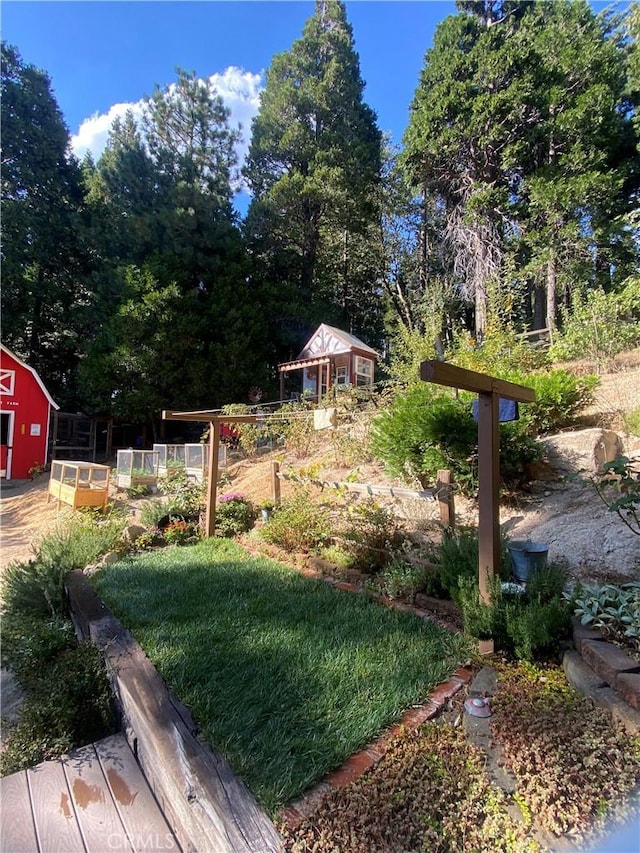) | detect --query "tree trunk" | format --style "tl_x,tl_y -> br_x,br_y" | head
534,281 -> 546,329
546,252 -> 557,332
